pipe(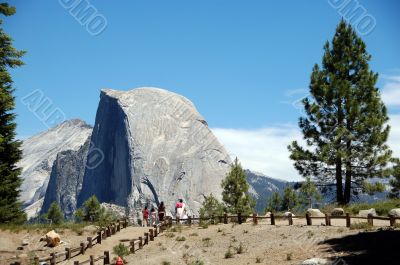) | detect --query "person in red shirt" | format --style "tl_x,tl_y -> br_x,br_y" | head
142,206 -> 149,227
